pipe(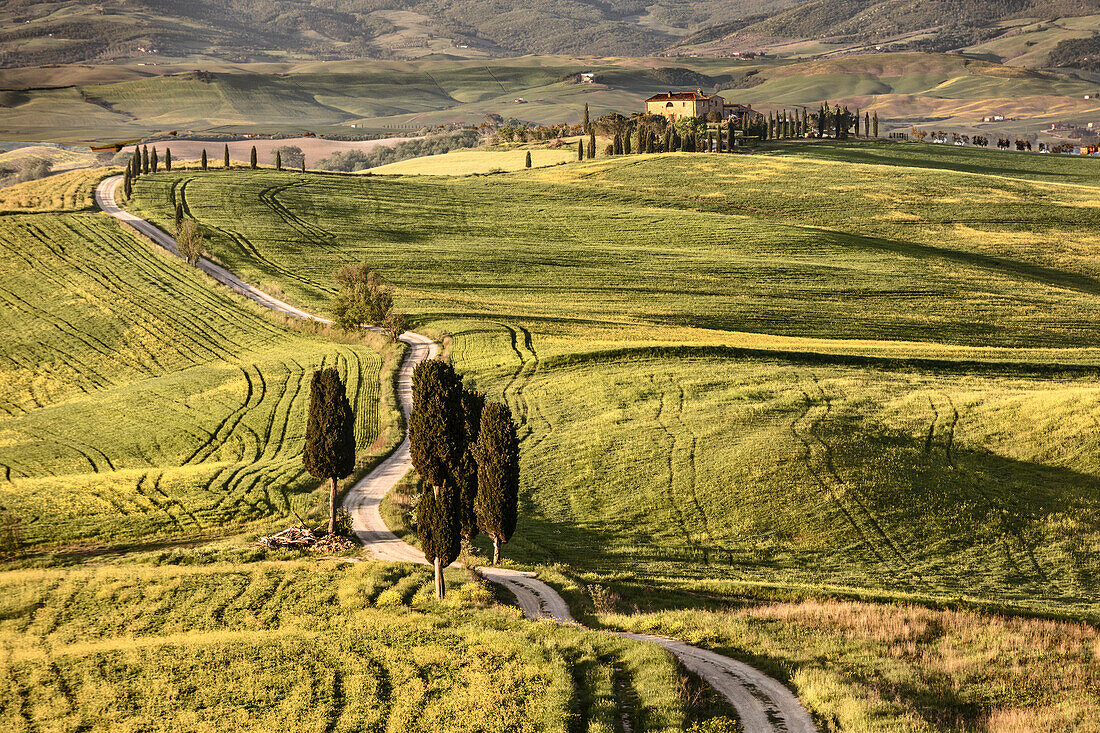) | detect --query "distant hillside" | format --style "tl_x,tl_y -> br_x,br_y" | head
675,0 -> 1100,65
0,0 -> 796,66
